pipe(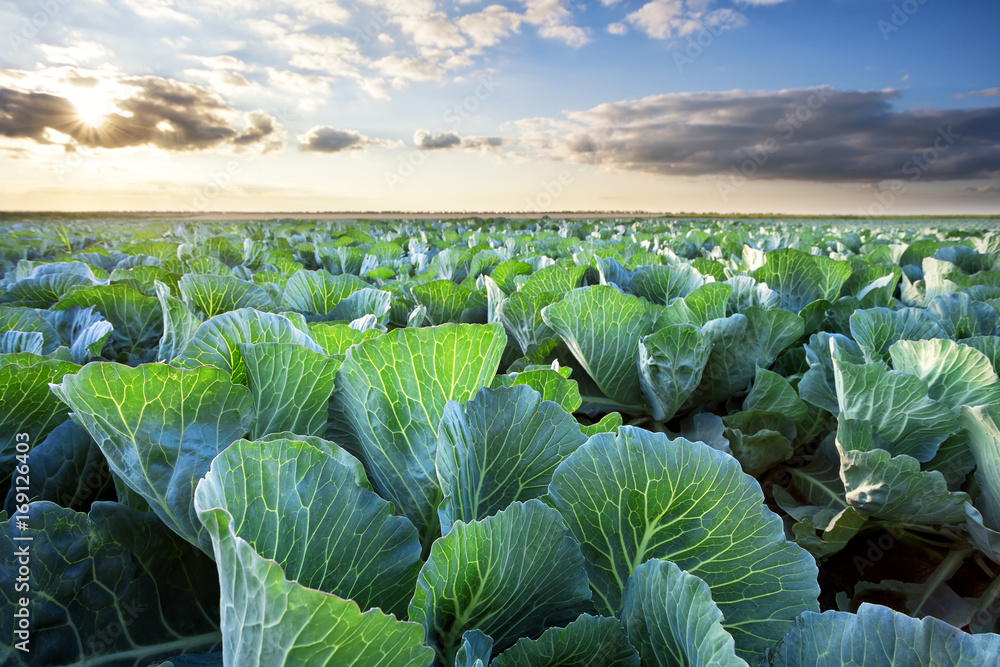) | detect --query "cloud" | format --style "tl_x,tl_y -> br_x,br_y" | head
120,0 -> 198,25
395,13 -> 467,49
414,129 -> 462,149
520,0 -> 590,47
959,183 -> 1000,194
184,55 -> 252,71
414,129 -> 506,150
458,5 -> 524,48
298,126 -> 400,152
952,88 -> 1000,99
281,0 -> 351,25
509,87 -> 1000,182
272,32 -> 366,77
0,75 -> 282,153
607,22 -> 629,36
39,40 -> 114,67
626,0 -> 748,39
233,110 -> 285,153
